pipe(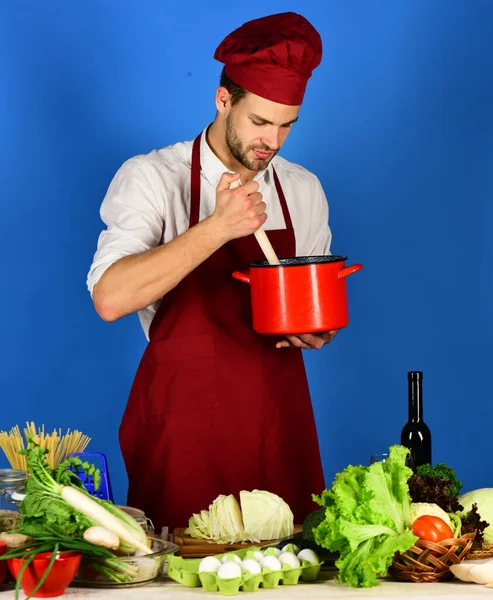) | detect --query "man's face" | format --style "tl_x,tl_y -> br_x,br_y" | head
225,93 -> 300,172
